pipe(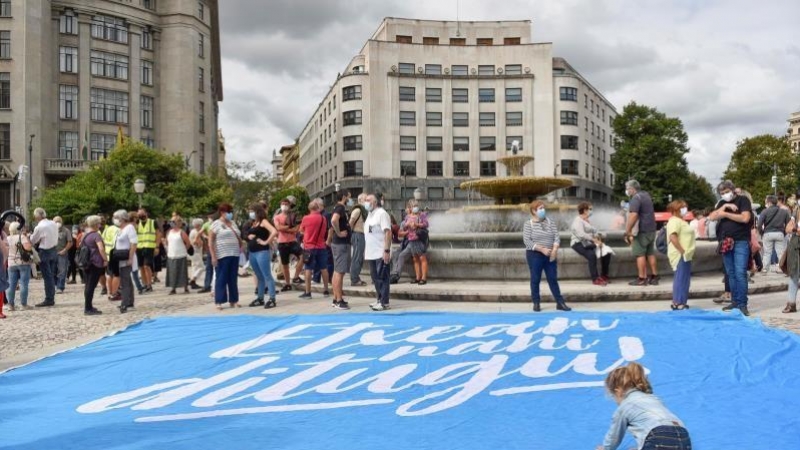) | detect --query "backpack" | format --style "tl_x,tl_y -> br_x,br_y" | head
15,238 -> 32,263
655,227 -> 668,255
76,231 -> 96,270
